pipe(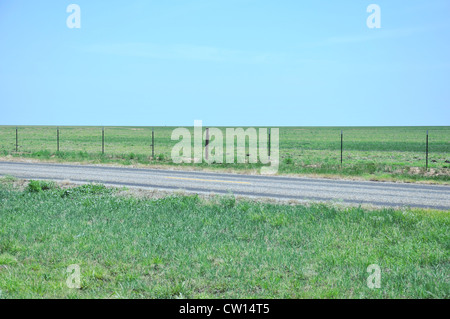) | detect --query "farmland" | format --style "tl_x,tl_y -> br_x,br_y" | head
0,178 -> 448,298
0,126 -> 449,182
